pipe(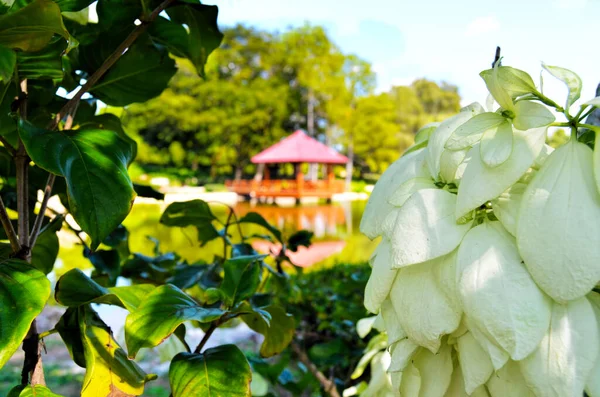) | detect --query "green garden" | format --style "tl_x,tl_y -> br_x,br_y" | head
0,1 -> 600,396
